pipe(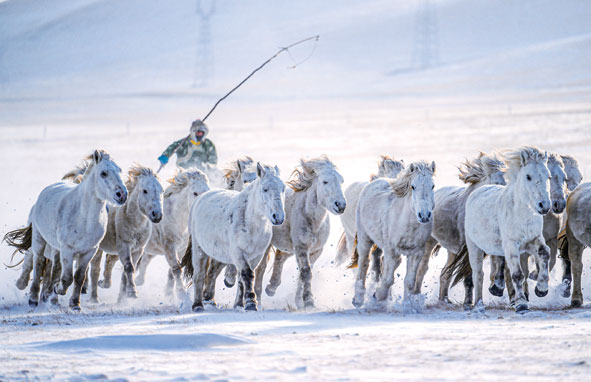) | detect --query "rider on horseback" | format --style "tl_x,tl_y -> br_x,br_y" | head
158,120 -> 218,170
